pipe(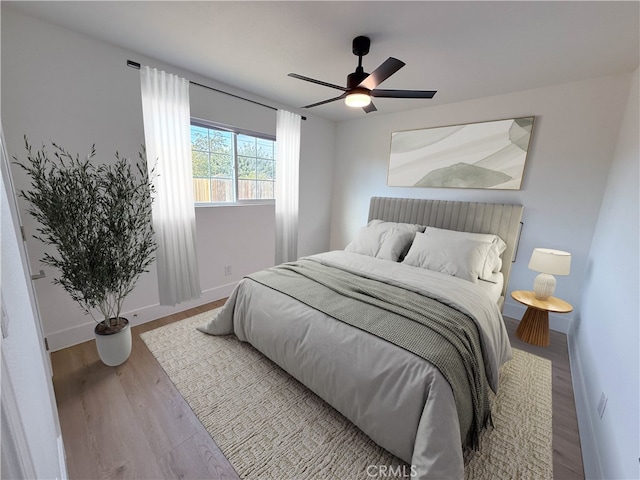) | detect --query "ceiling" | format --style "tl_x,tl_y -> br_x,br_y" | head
6,1 -> 639,122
